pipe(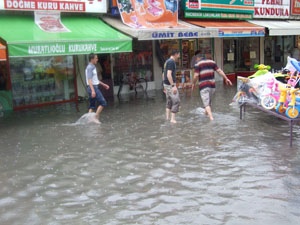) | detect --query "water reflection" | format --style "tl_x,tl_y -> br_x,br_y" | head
0,84 -> 300,224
